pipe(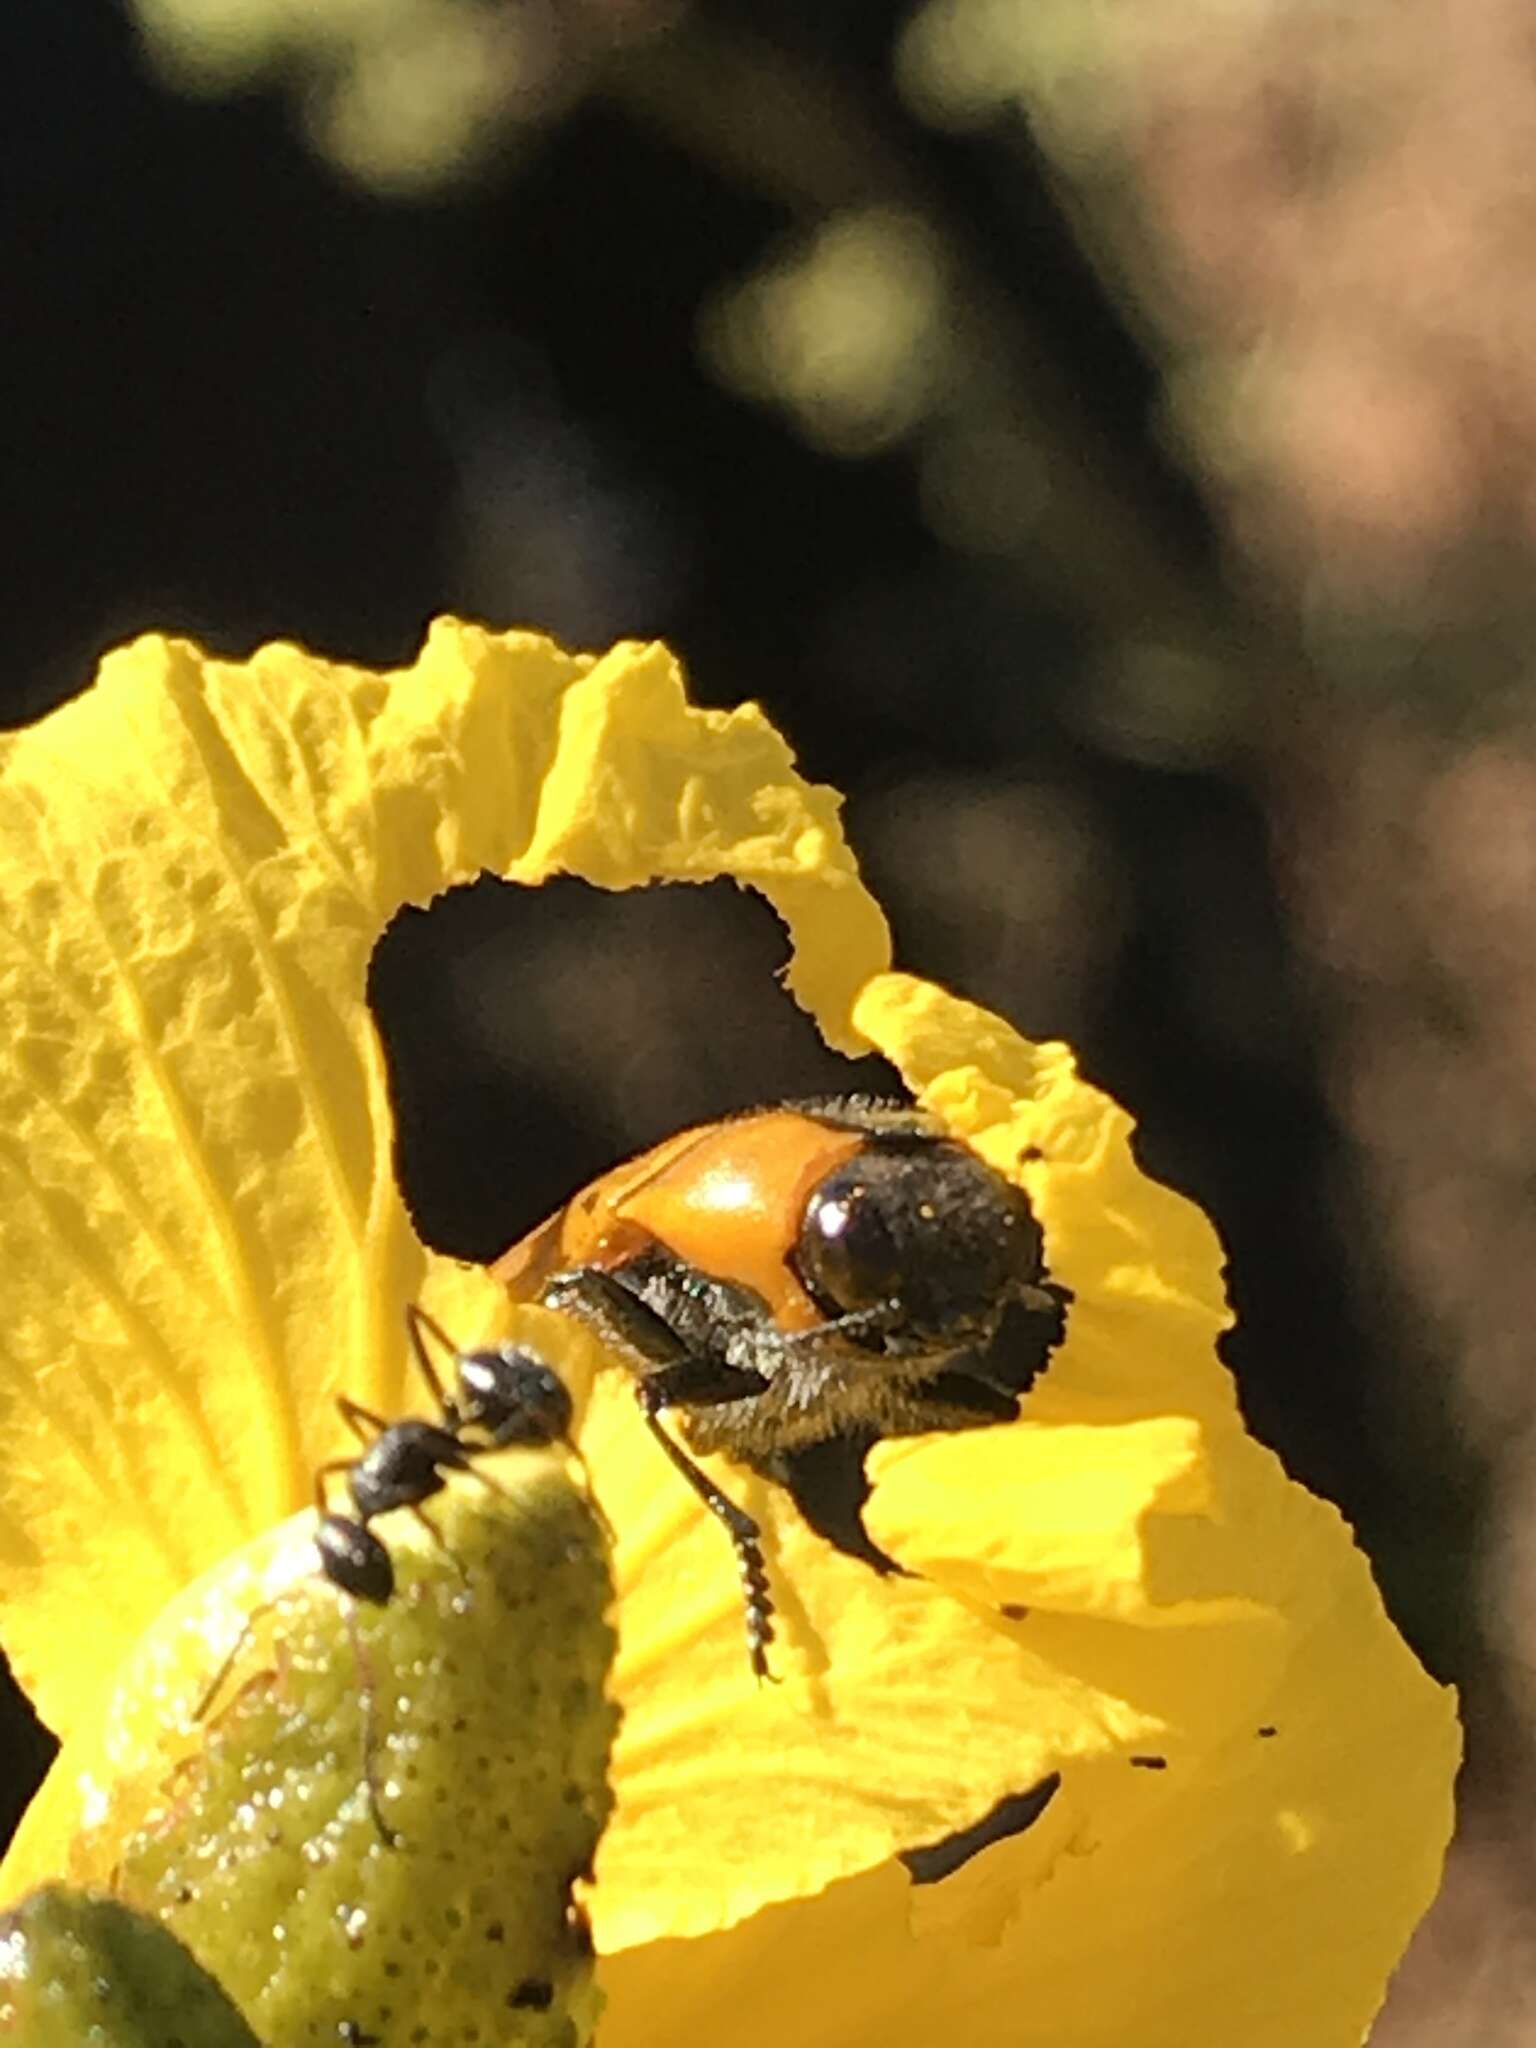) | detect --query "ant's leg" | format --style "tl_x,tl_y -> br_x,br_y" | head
199,1591 -> 396,1848
456,1426 -> 616,1544
192,1596 -> 281,1723
406,1502 -> 466,1579
195,1590 -> 395,1847
341,1598 -> 397,1847
565,1440 -> 616,1543
637,1389 -> 777,1683
459,1458 -> 512,1502
403,1303 -> 457,1420
336,1394 -> 389,1447
314,1457 -> 356,1518
435,1447 -> 597,1537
